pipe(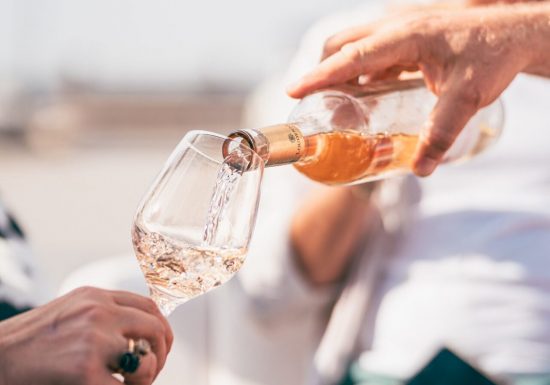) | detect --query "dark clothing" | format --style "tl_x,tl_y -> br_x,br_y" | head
0,202 -> 35,321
